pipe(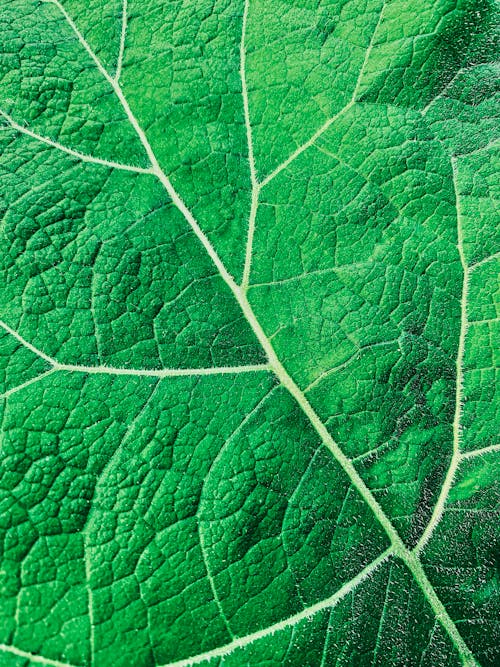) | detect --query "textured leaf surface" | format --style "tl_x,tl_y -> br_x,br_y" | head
0,0 -> 498,665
